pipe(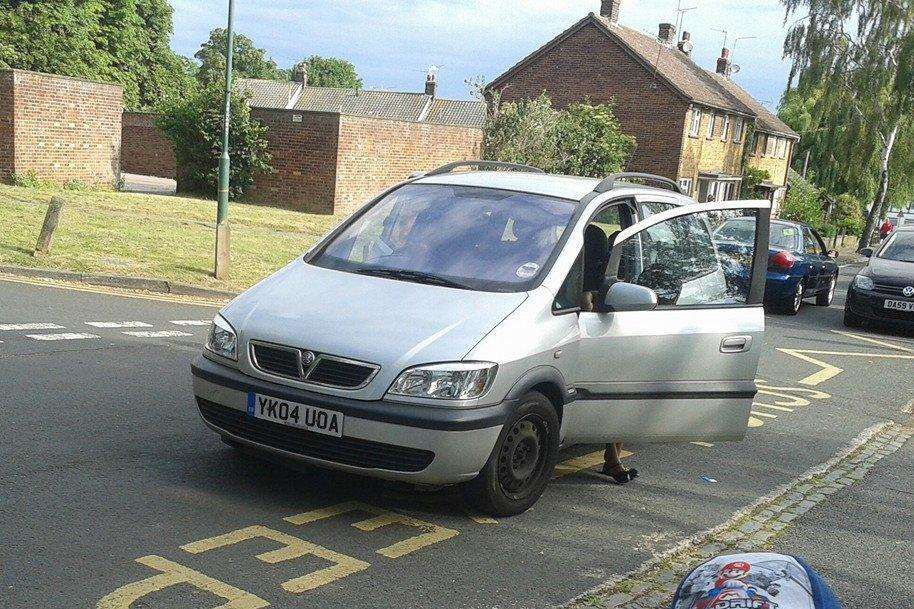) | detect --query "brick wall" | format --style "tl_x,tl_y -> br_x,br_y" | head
121,111 -> 176,179
246,109 -> 341,214
0,70 -> 122,187
0,71 -> 13,183
334,116 -> 484,215
491,22 -> 687,180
